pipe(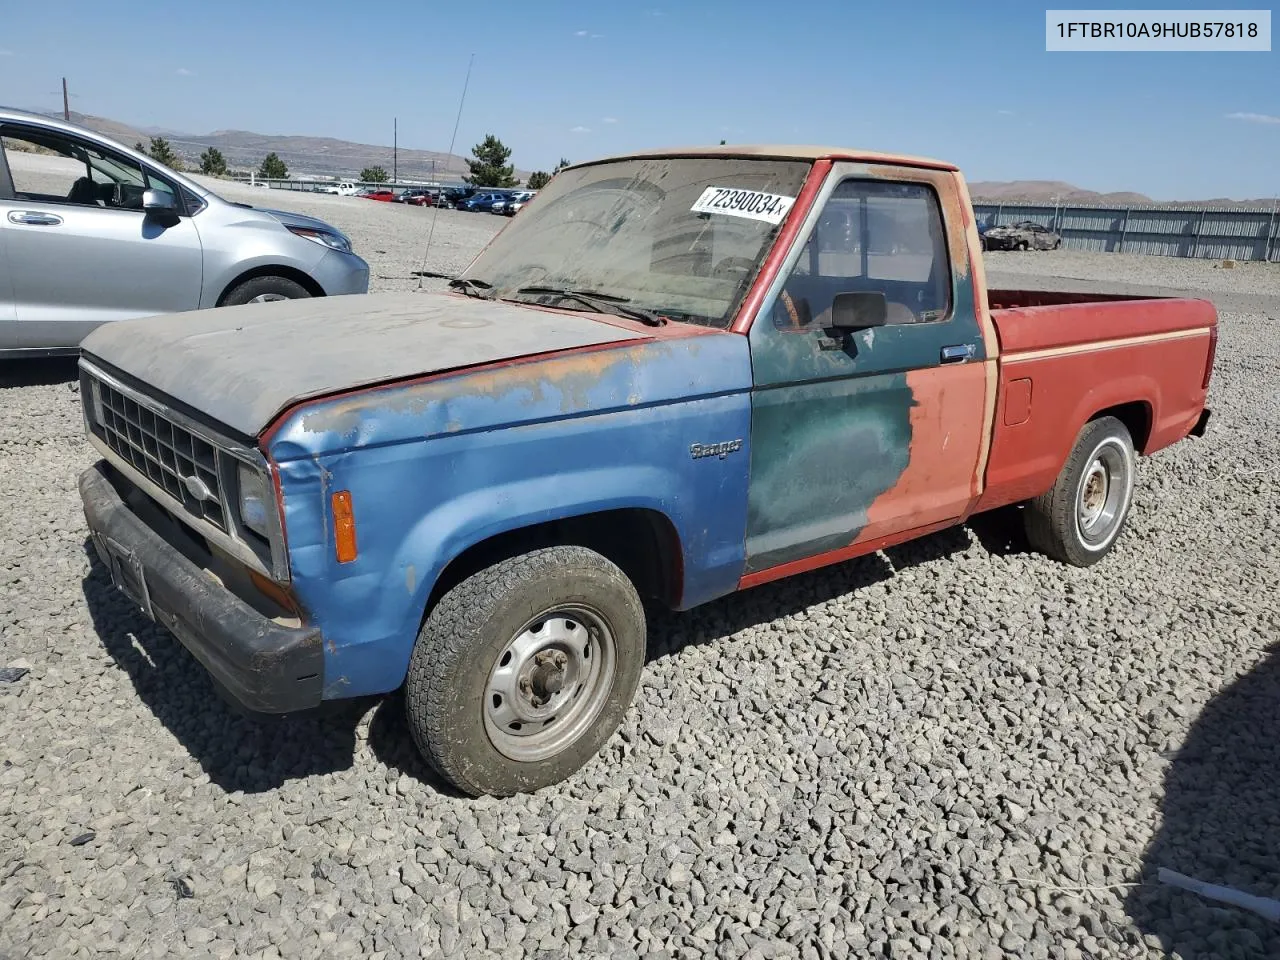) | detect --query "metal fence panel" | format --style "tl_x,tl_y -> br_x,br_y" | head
975,202 -> 1280,262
